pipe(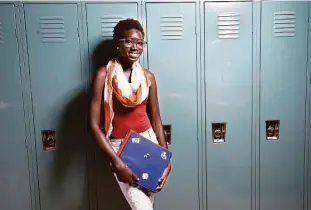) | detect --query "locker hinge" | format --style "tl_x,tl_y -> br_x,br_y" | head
14,27 -> 18,39
24,138 -> 28,150
77,26 -> 80,37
